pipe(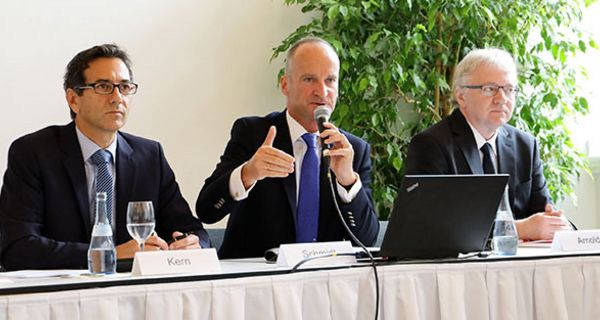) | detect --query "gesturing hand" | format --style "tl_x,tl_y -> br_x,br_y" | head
241,126 -> 295,189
